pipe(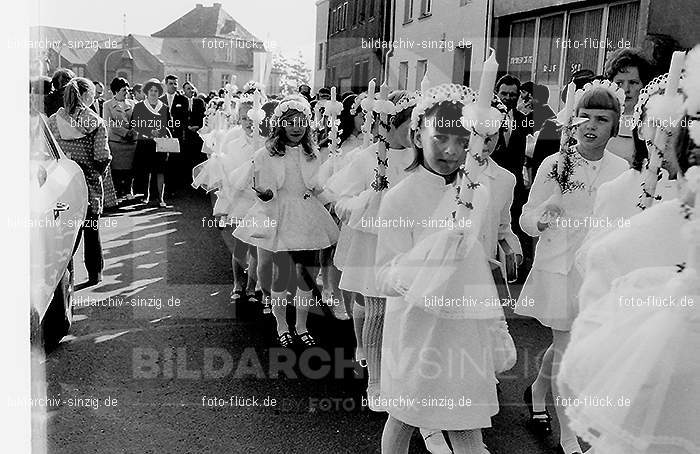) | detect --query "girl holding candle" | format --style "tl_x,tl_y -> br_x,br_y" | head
318,92 -> 365,321
559,50 -> 700,450
375,83 -> 504,454
322,91 -> 378,365
326,89 -> 416,411
213,93 -> 267,303
234,95 -> 339,347
516,81 -> 628,454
